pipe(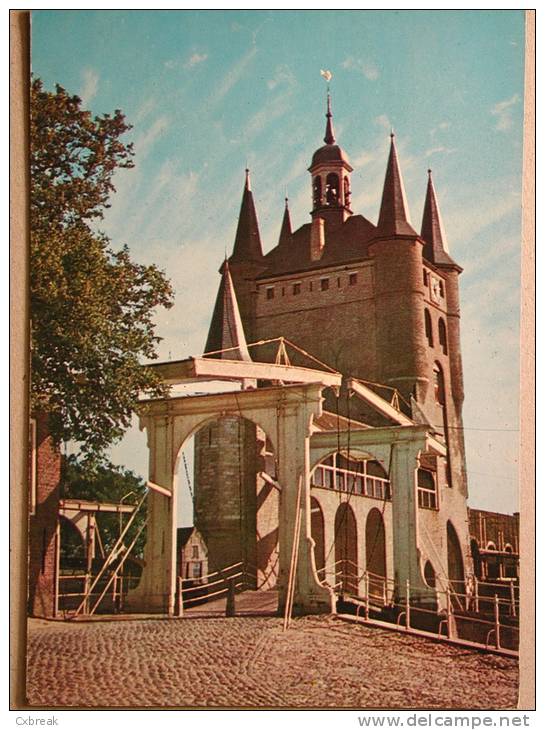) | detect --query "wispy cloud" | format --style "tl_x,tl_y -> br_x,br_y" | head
80,68 -> 99,106
184,52 -> 208,69
341,56 -> 380,81
374,114 -> 392,131
267,64 -> 296,91
430,121 -> 451,138
210,46 -> 257,106
491,93 -> 520,131
424,145 -> 456,158
134,116 -> 170,161
134,97 -> 156,124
